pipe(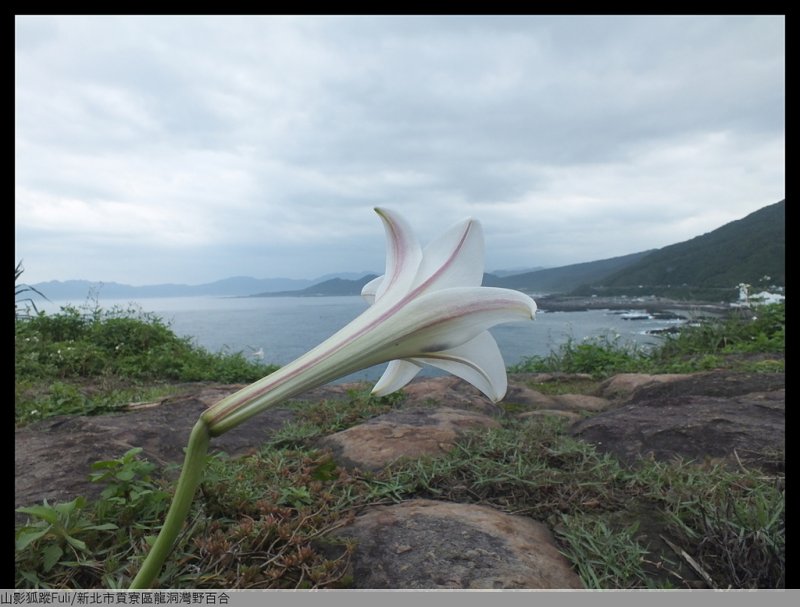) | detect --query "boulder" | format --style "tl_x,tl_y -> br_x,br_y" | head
597,373 -> 693,400
318,407 -> 501,471
518,409 -> 583,424
330,499 -> 584,589
399,377 -> 505,416
624,371 -> 785,401
15,385 -> 296,509
548,393 -> 611,412
572,371 -> 785,471
502,384 -> 559,409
